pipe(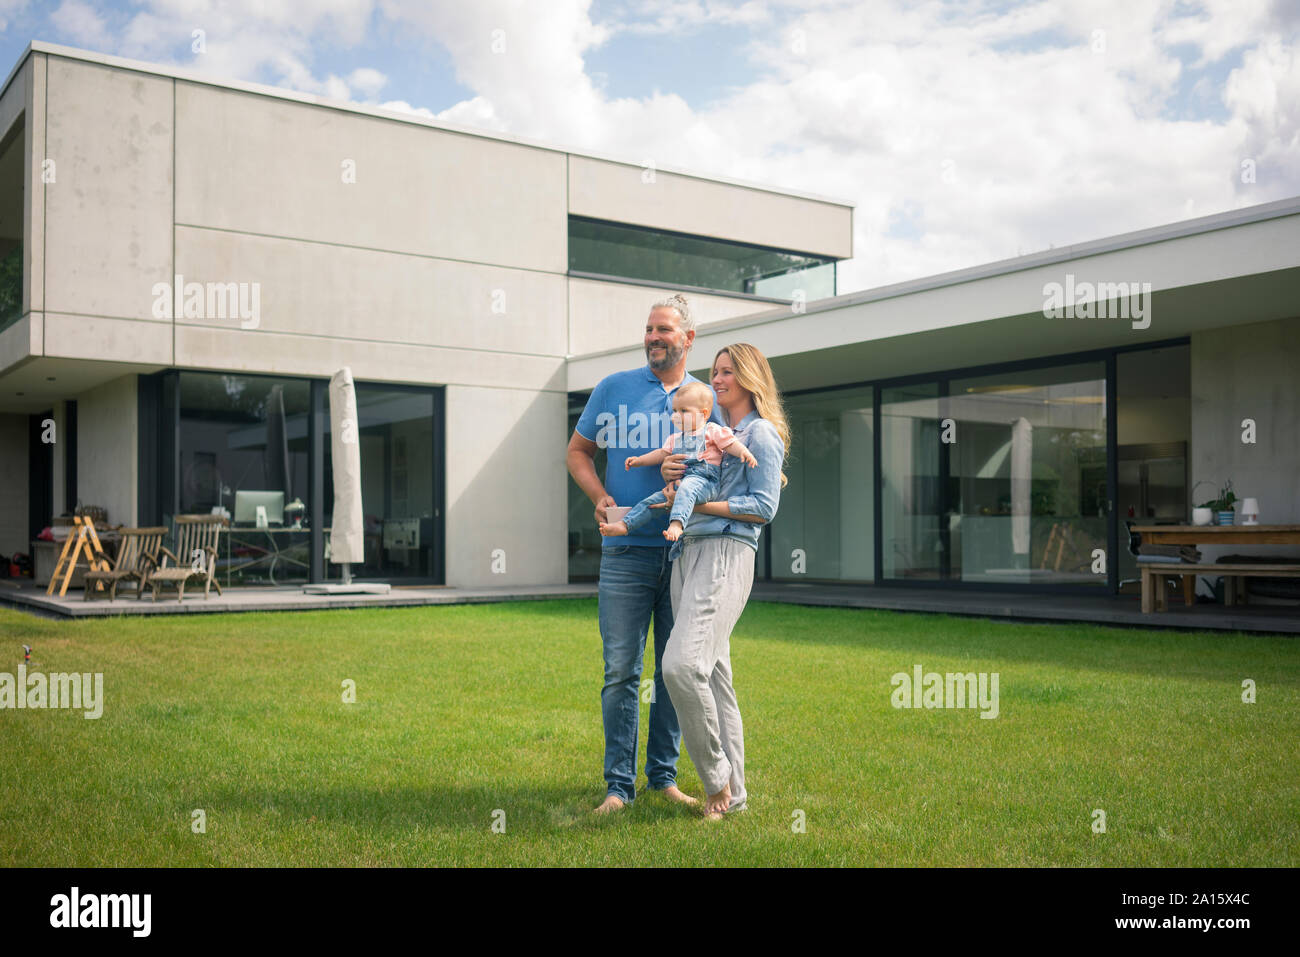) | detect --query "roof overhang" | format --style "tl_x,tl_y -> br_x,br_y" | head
567,197 -> 1300,392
